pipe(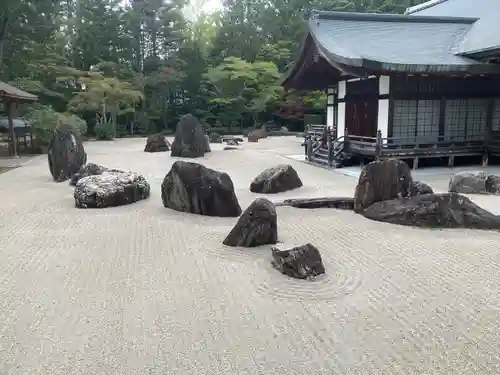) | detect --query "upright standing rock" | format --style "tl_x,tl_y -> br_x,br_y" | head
48,124 -> 87,182
250,164 -> 303,194
161,161 -> 241,217
354,159 -> 412,212
223,198 -> 278,247
170,114 -> 206,158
